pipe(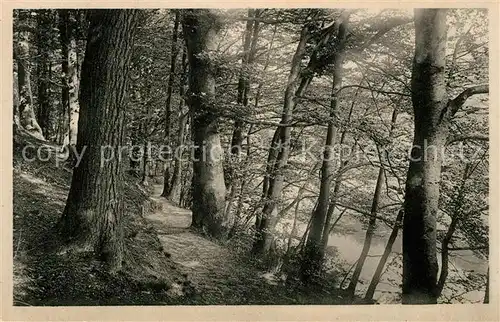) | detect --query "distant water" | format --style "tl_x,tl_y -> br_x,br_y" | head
278,215 -> 487,303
